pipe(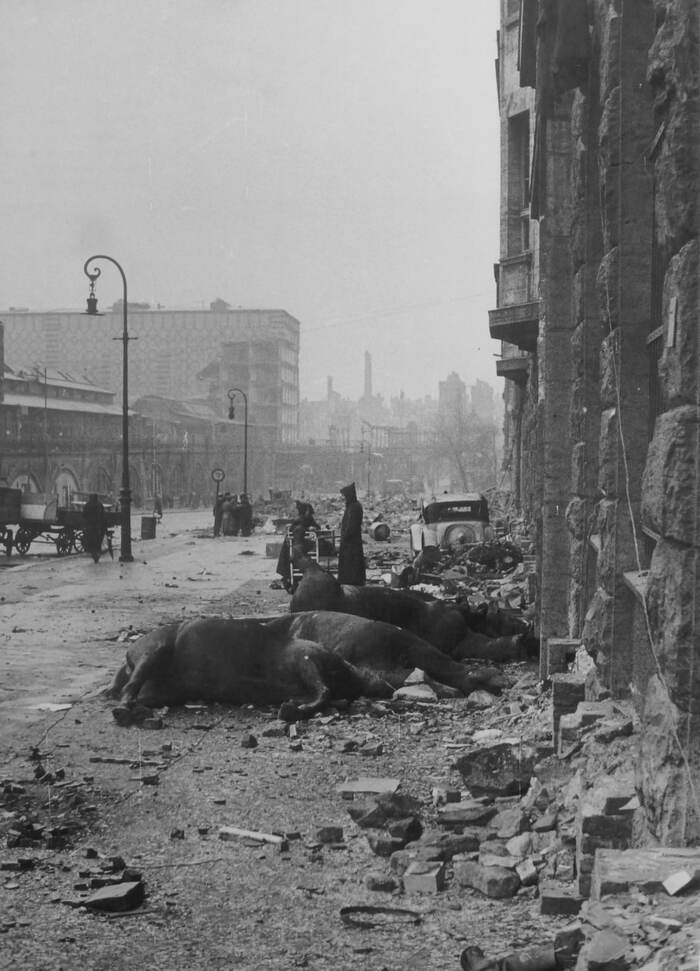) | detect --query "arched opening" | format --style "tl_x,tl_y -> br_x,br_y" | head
54,468 -> 80,509
10,472 -> 40,493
